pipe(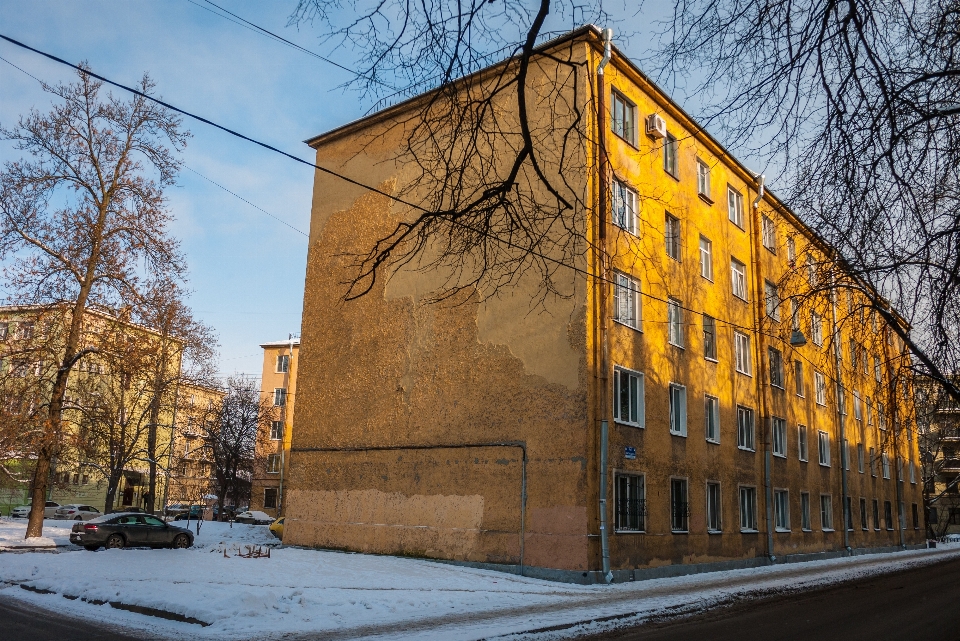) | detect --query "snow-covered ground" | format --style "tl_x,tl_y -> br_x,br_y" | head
0,519 -> 957,641
0,517 -> 73,549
